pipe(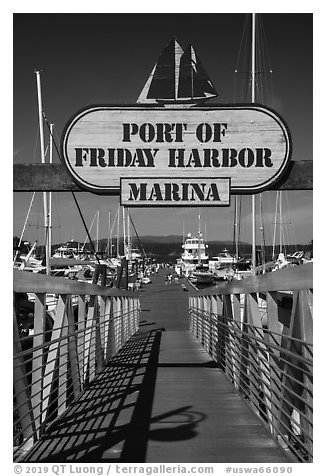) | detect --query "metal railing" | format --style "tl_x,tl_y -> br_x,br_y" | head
189,263 -> 313,462
13,269 -> 140,461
